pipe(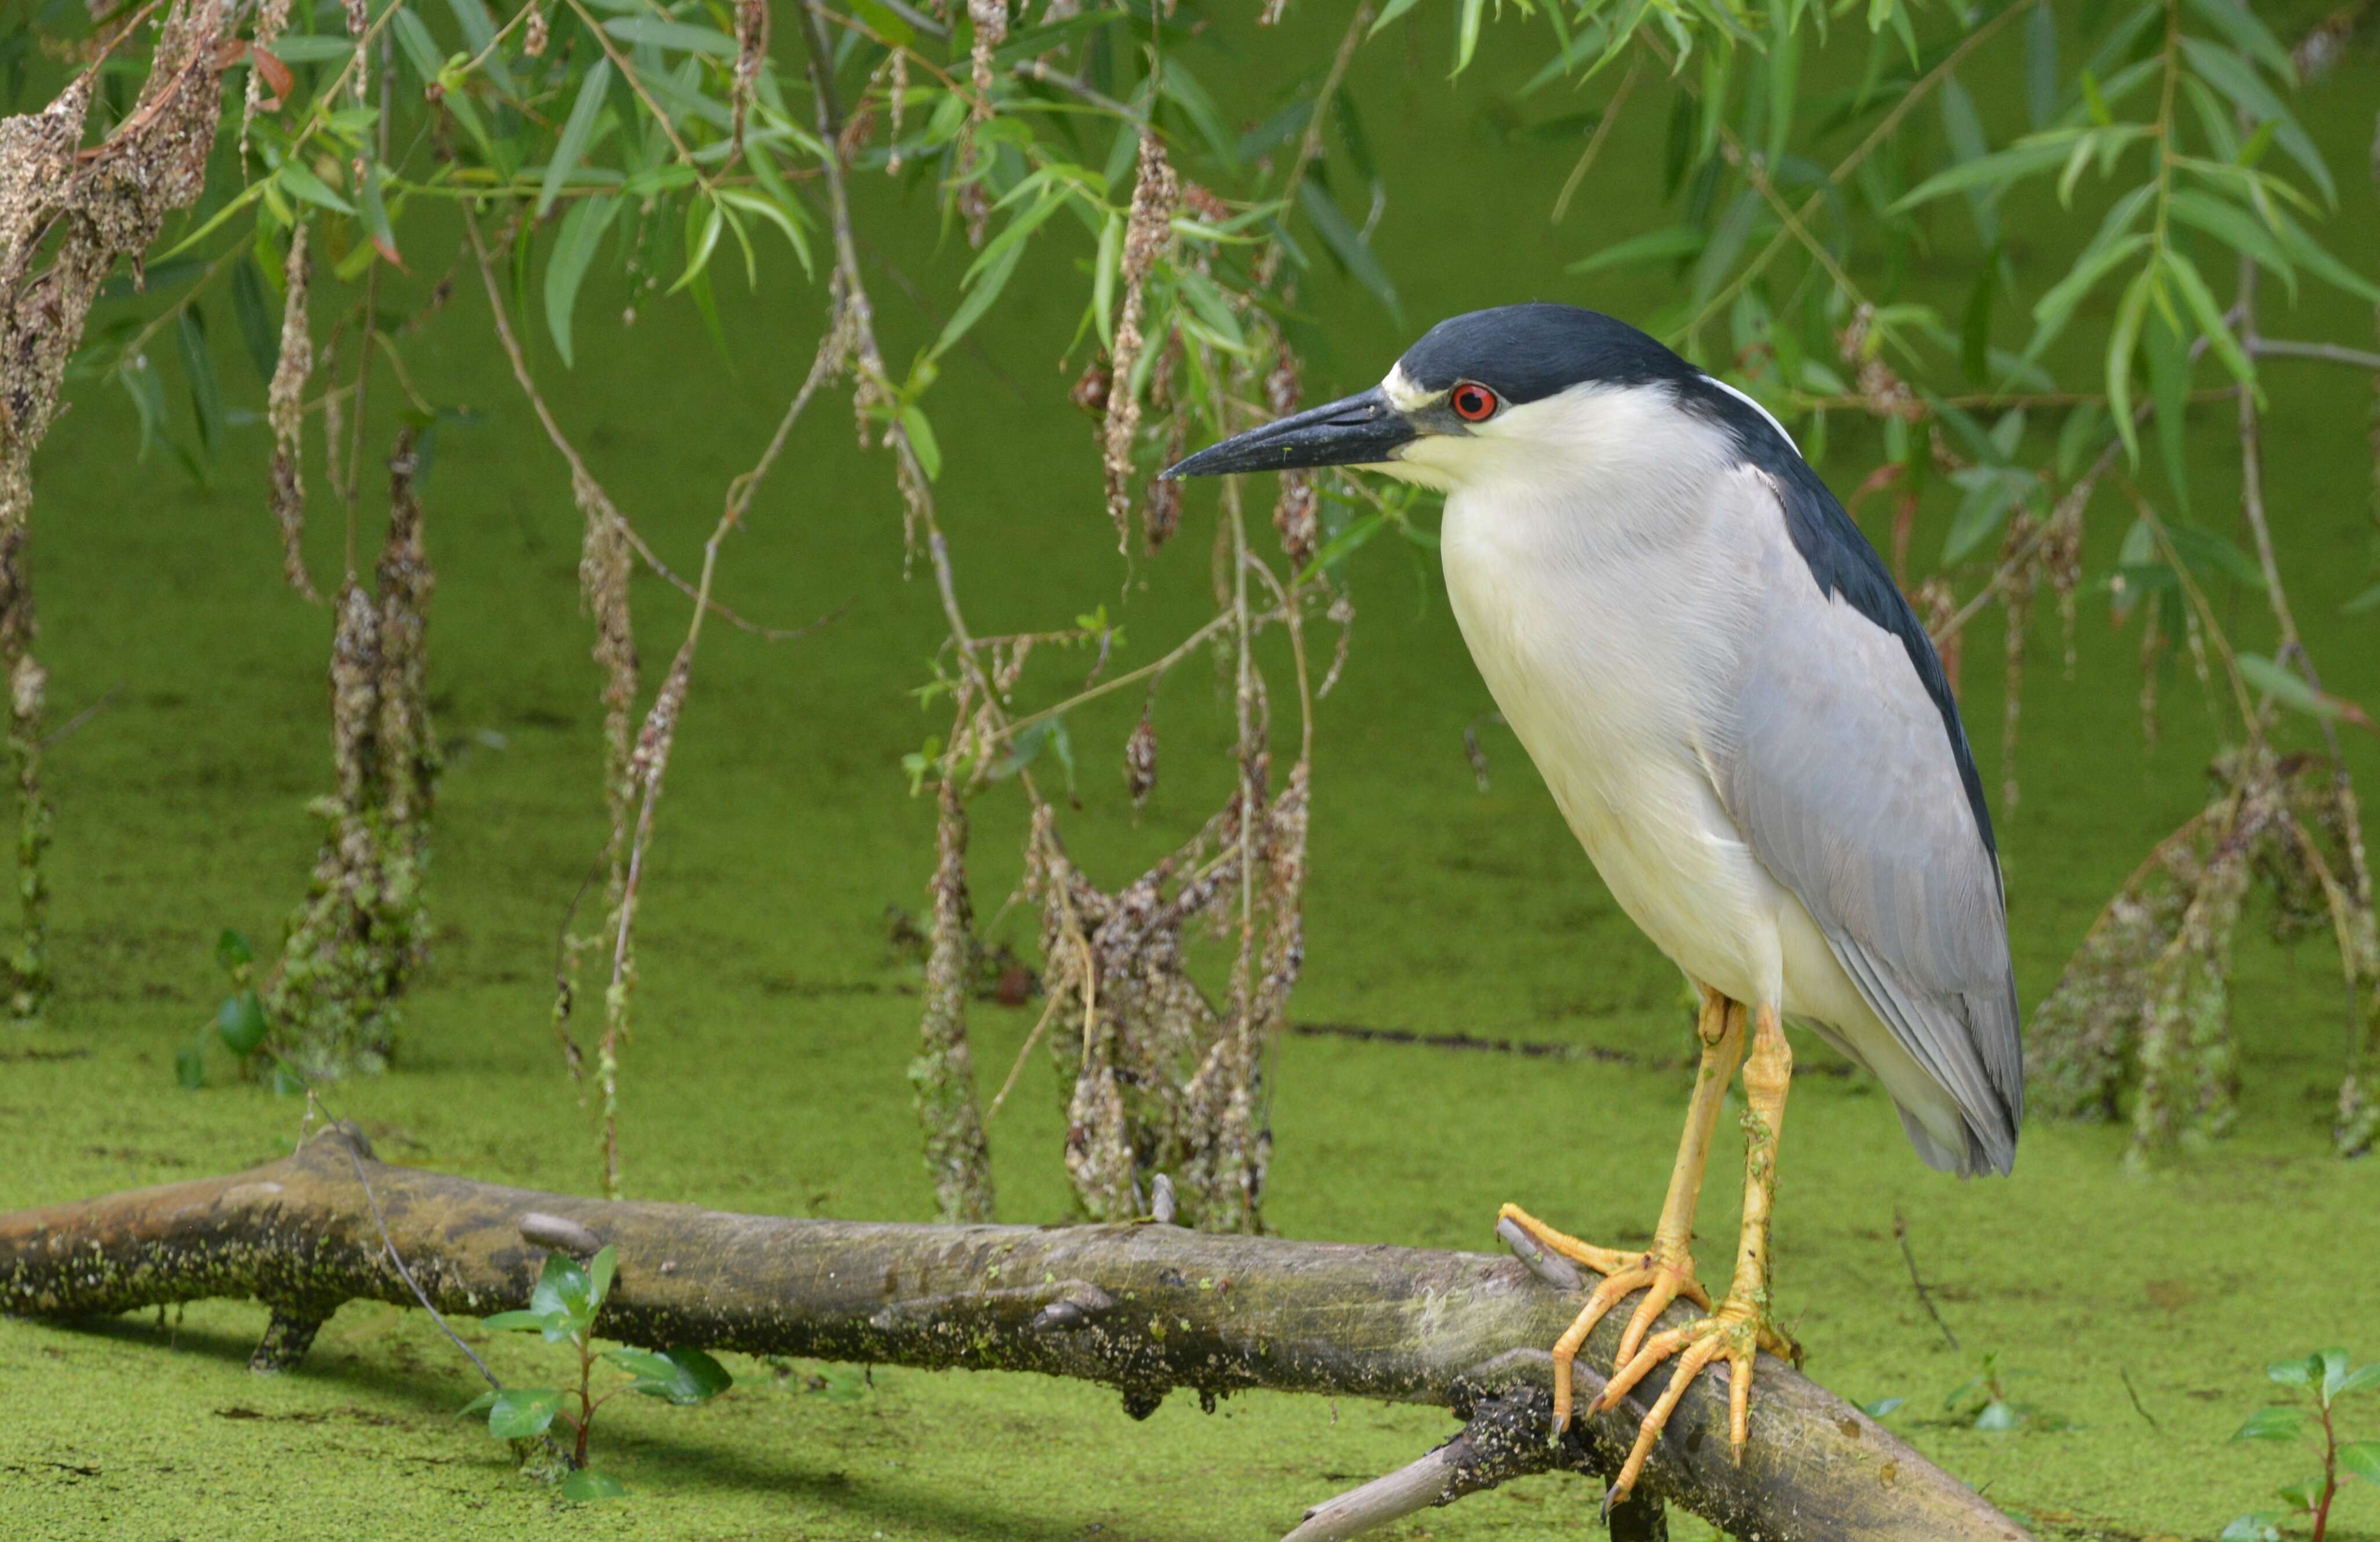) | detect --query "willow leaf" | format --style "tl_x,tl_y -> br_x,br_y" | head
545,194 -> 621,368
1891,137 -> 2076,214
540,60 -> 614,220
2106,262 -> 2155,463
